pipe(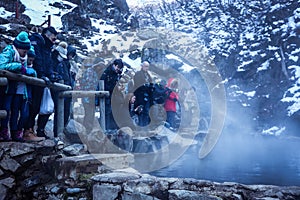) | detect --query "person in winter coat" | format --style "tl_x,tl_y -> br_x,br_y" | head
133,61 -> 152,127
164,78 -> 179,131
22,46 -> 46,142
0,31 -> 37,141
50,41 -> 72,137
100,59 -> 124,131
25,26 -> 58,138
